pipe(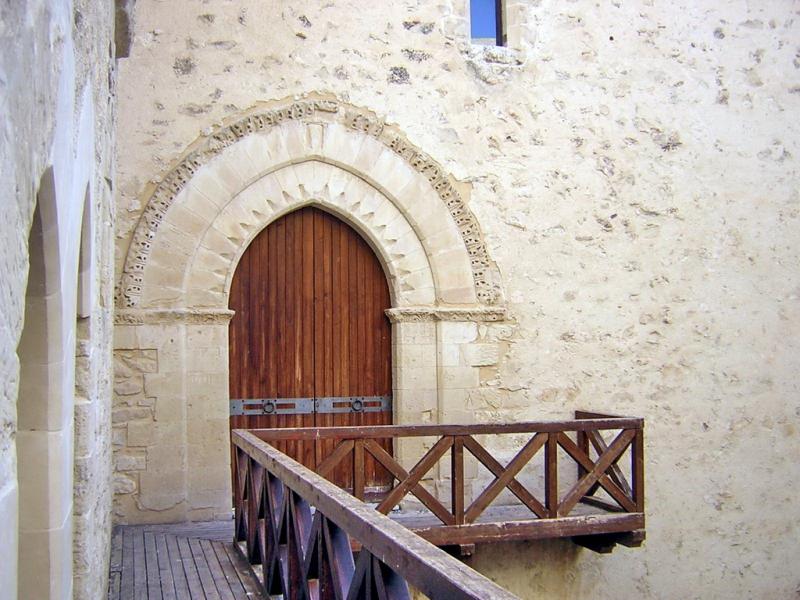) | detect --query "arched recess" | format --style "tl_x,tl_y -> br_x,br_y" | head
17,168 -> 72,600
112,97 -> 509,524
